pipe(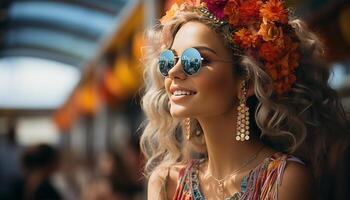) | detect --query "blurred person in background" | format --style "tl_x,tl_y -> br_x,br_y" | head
53,151 -> 88,200
118,137 -> 144,198
0,117 -> 23,198
139,0 -> 350,199
6,143 -> 62,200
82,138 -> 143,200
